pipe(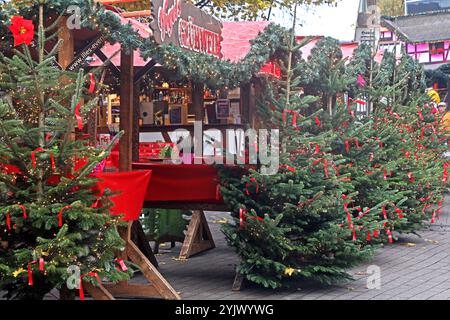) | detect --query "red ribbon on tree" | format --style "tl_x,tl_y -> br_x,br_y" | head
386,229 -> 393,244
282,109 -> 299,128
116,259 -> 128,272
344,202 -> 353,230
315,116 -> 321,127
373,230 -> 379,238
352,229 -> 357,241
407,172 -> 414,183
314,144 -> 321,155
39,258 -> 45,271
28,263 -> 33,286
382,206 -> 388,220
280,164 -> 296,172
313,158 -> 329,178
88,73 -> 96,94
395,207 -> 404,219
6,211 -> 11,230
58,205 -> 72,227
431,210 -> 437,224
75,103 -> 84,130
442,163 -> 450,183
345,140 -> 350,153
366,231 -> 371,241
239,208 -> 246,229
31,147 -> 56,171
245,178 -> 259,196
